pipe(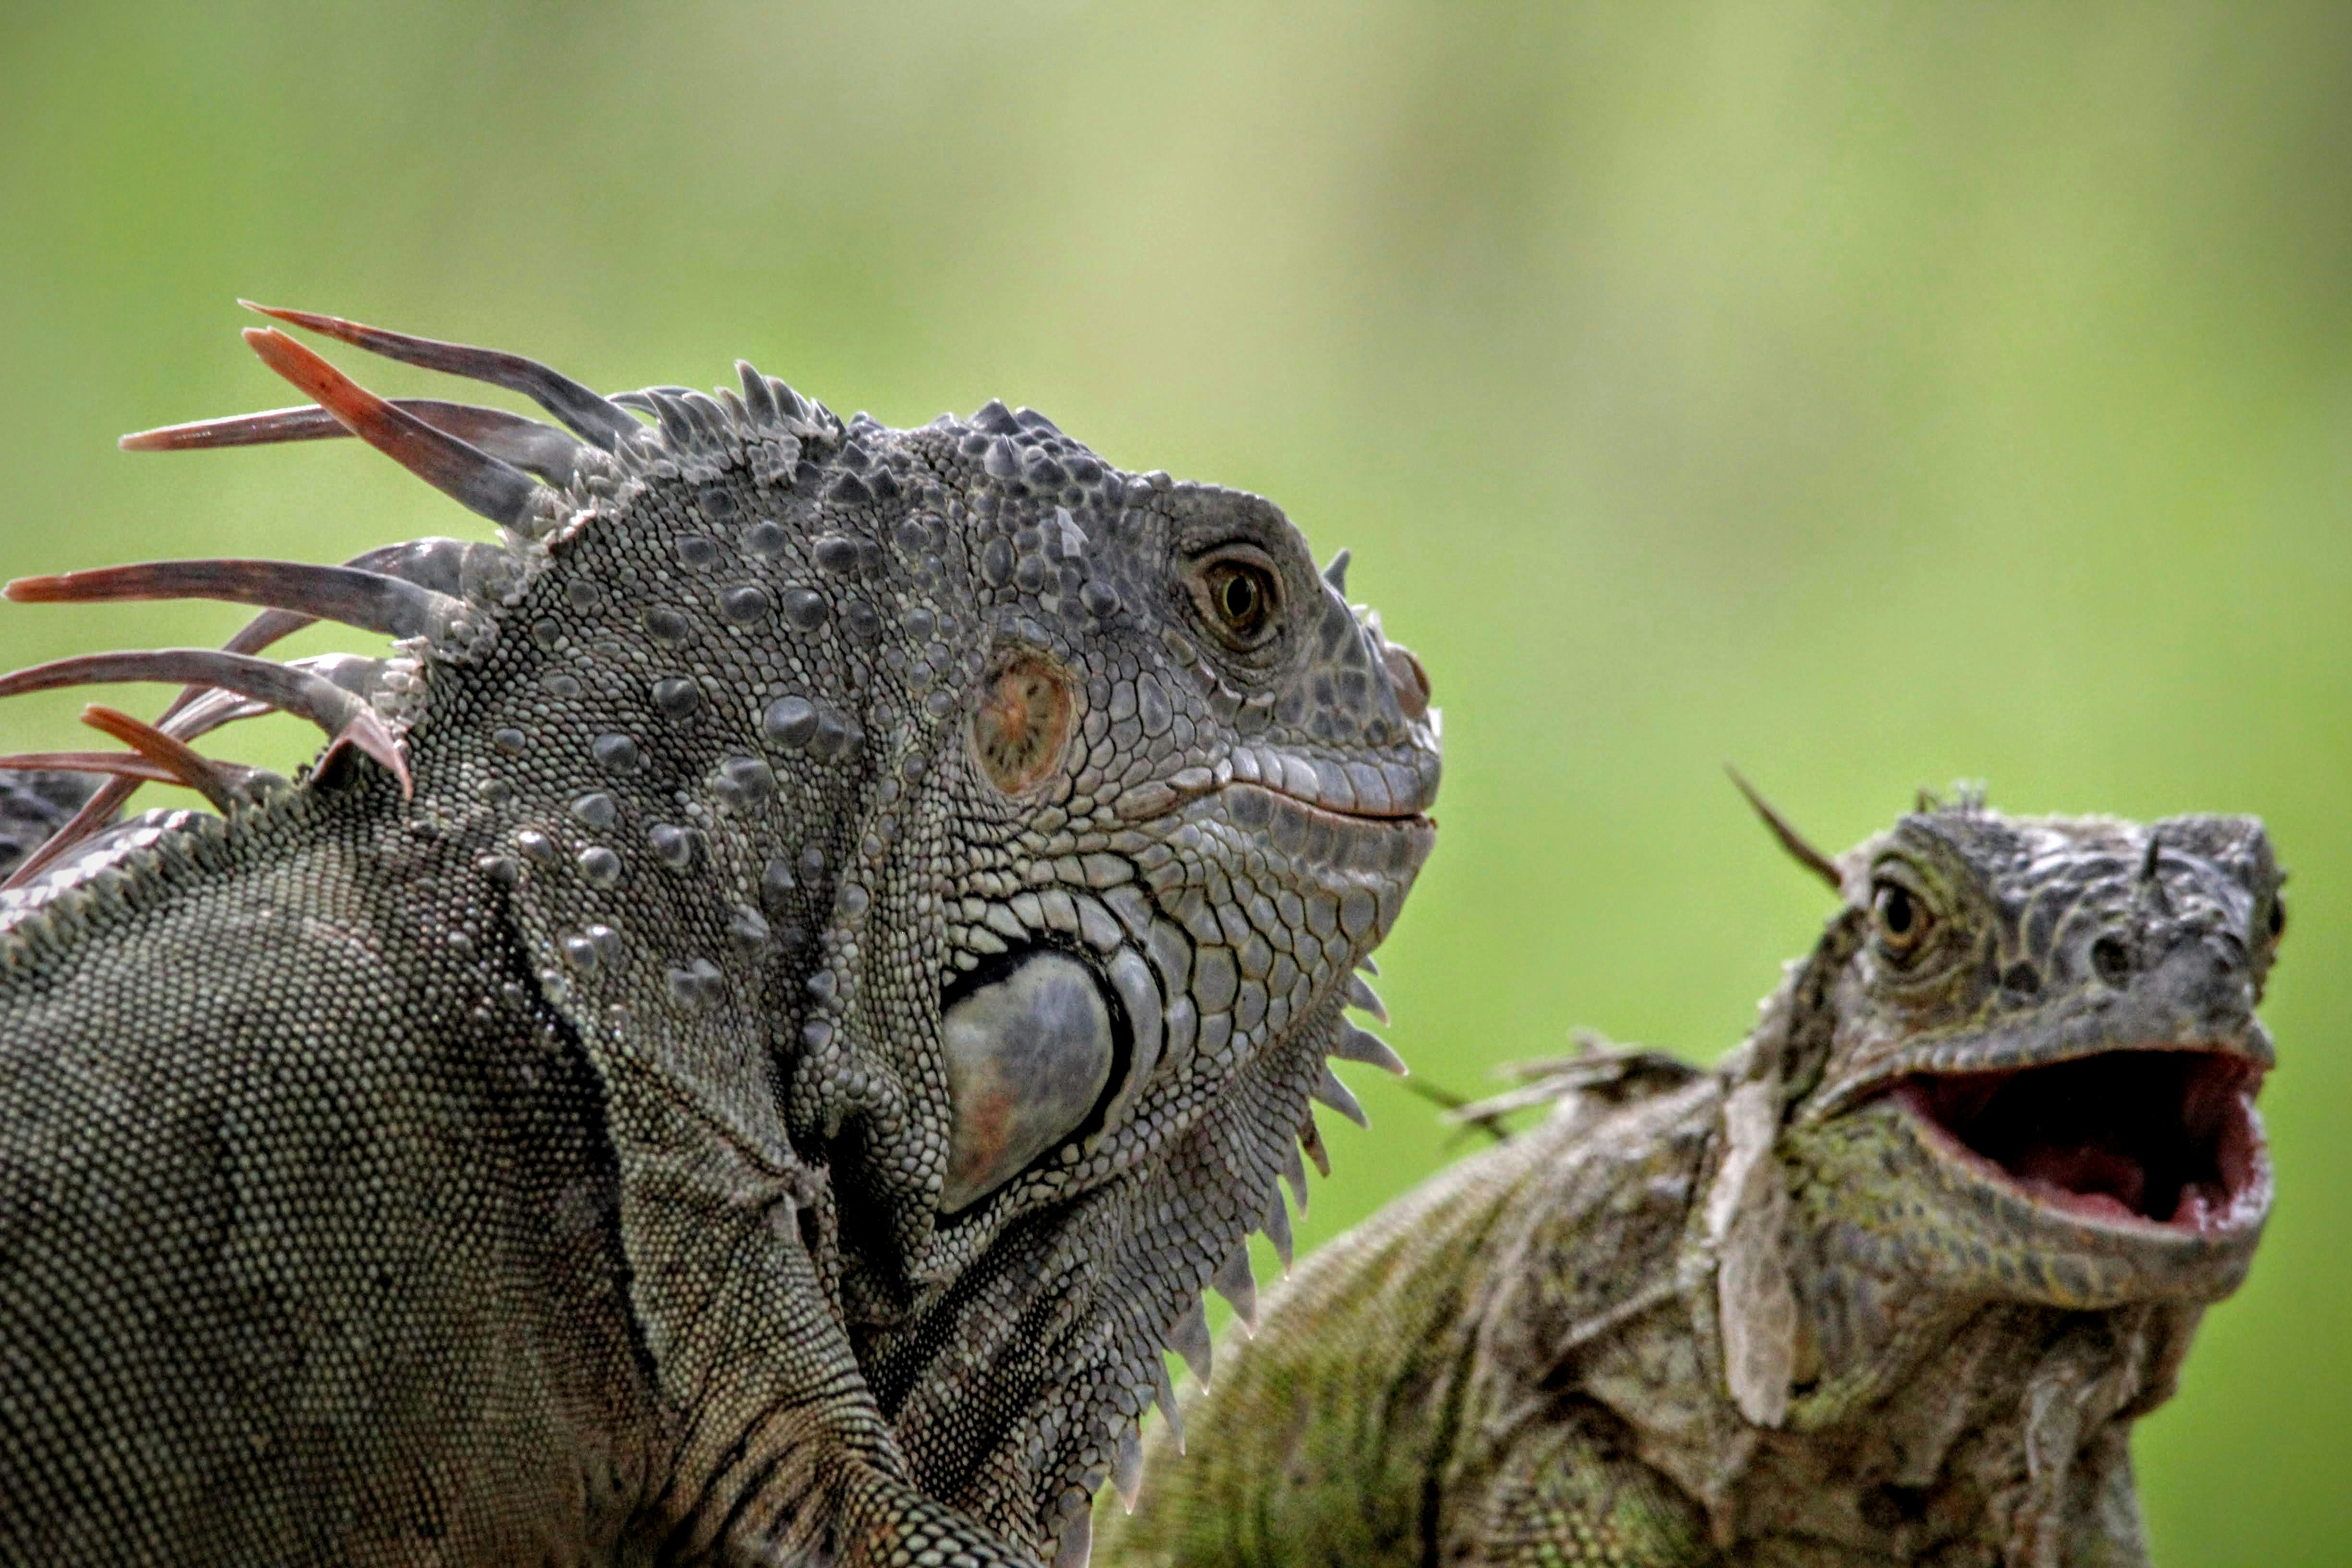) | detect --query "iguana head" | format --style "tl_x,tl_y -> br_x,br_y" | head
1789,806 -> 2277,1296
1686,796 -> 2281,1556
822,414 -> 1441,1552
1711,796 -> 2280,1440
0,308 -> 1439,1560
